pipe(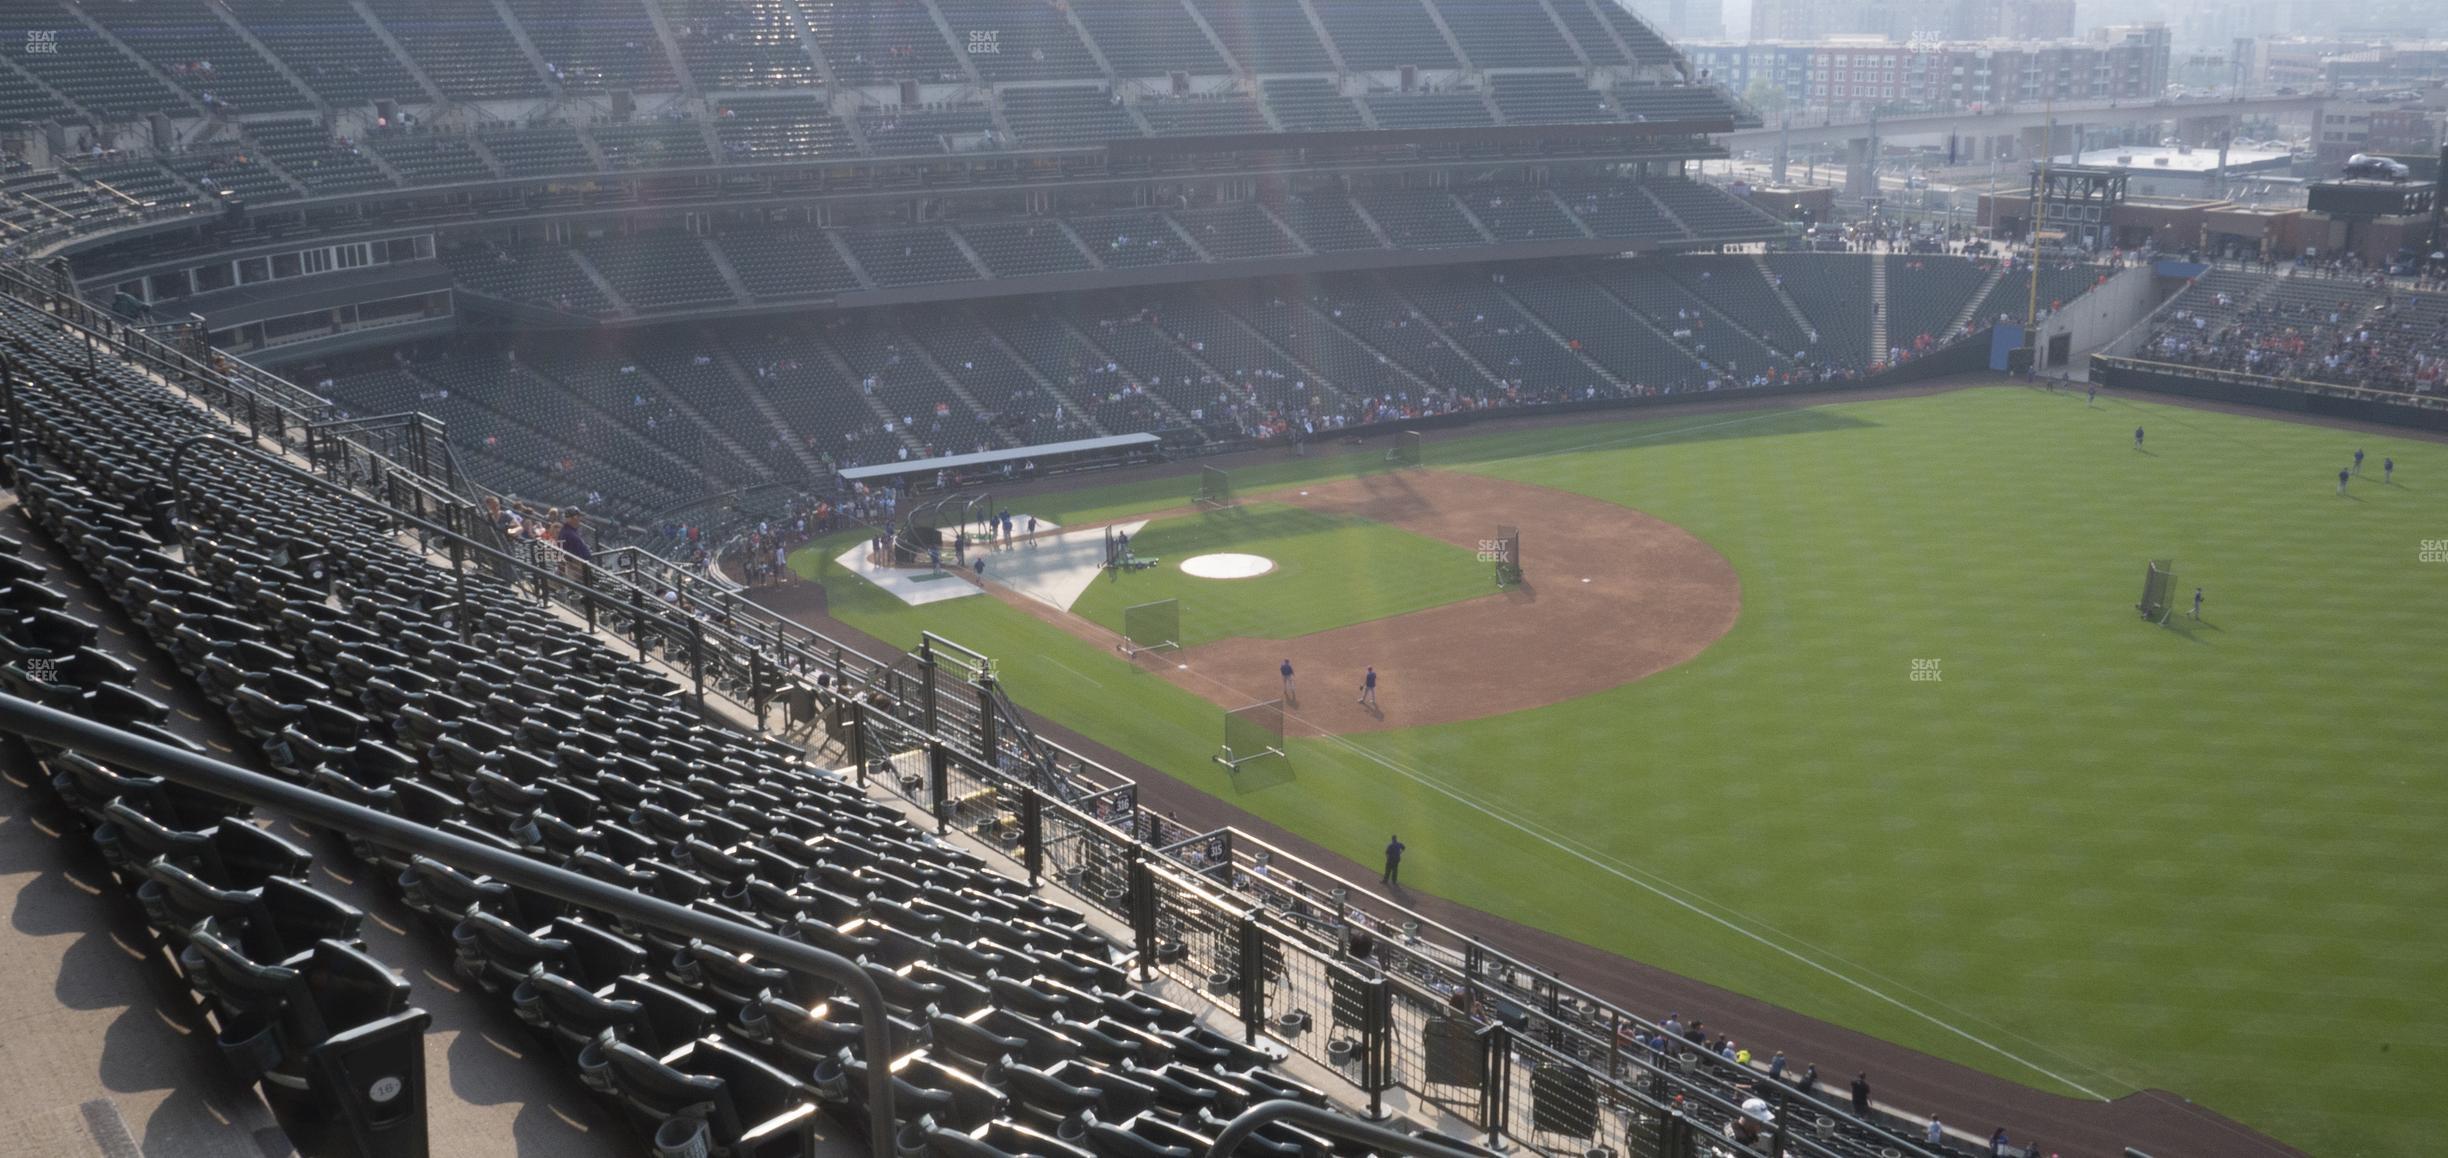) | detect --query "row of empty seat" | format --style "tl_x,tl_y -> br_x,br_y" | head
311,254 -> 2029,521
0,0 -> 1708,124
364,180 -> 1770,322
